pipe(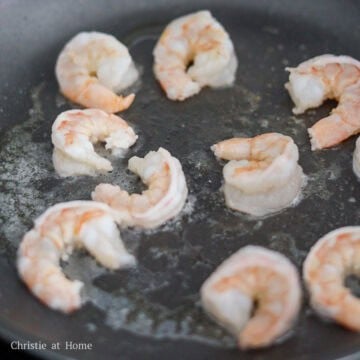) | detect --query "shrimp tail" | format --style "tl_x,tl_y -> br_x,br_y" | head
74,81 -> 135,113
308,112 -> 358,150
116,93 -> 135,112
